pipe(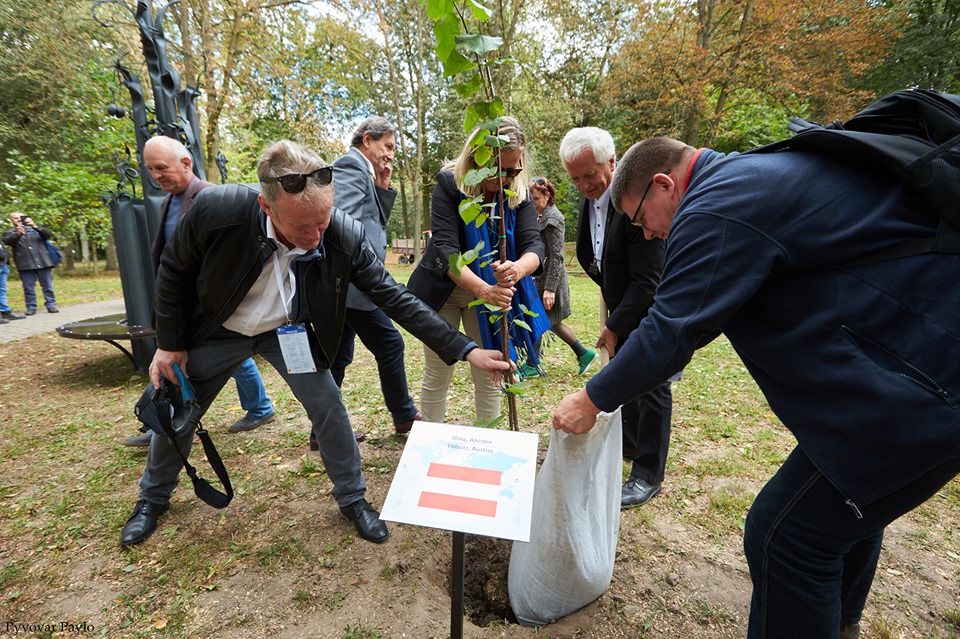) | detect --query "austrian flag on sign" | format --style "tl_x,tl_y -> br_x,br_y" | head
380,421 -> 538,541
419,463 -> 503,517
